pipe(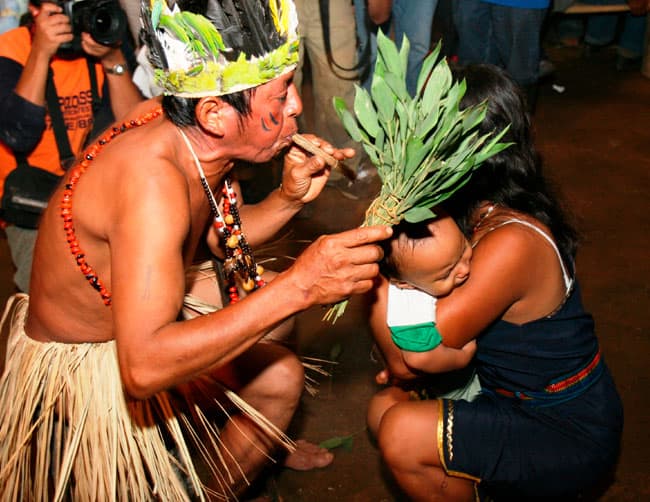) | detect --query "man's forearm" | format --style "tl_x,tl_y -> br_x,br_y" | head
237,186 -> 305,248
